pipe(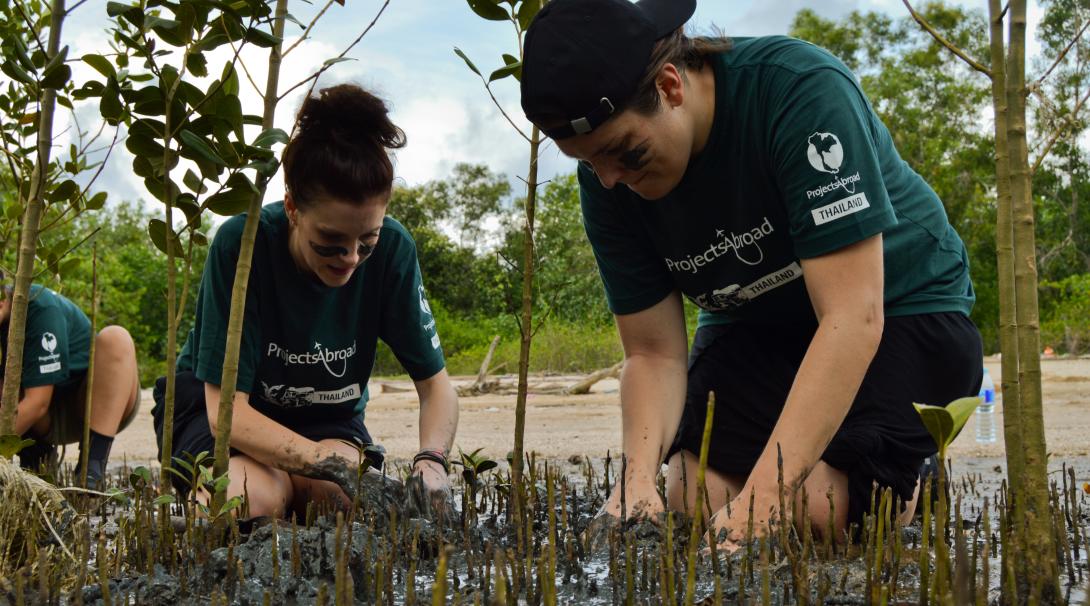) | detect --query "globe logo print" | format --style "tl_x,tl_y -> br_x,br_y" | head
806,132 -> 844,174
41,332 -> 57,353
